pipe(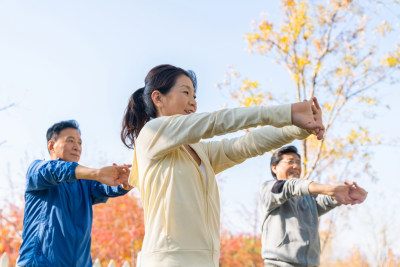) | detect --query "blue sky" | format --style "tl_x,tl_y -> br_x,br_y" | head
1,0 -> 399,262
